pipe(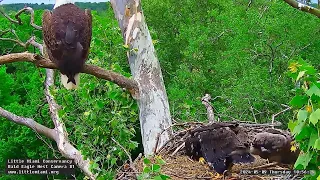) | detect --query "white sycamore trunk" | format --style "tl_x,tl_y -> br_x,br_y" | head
111,0 -> 172,155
